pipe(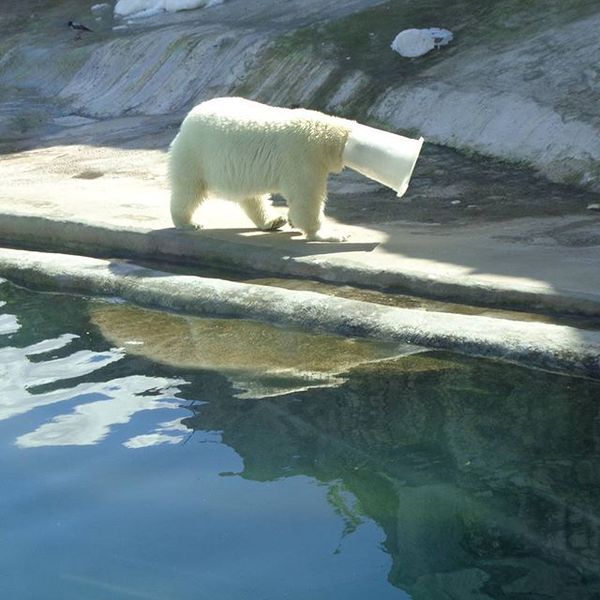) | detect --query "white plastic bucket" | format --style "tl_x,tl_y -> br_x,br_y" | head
342,123 -> 424,197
